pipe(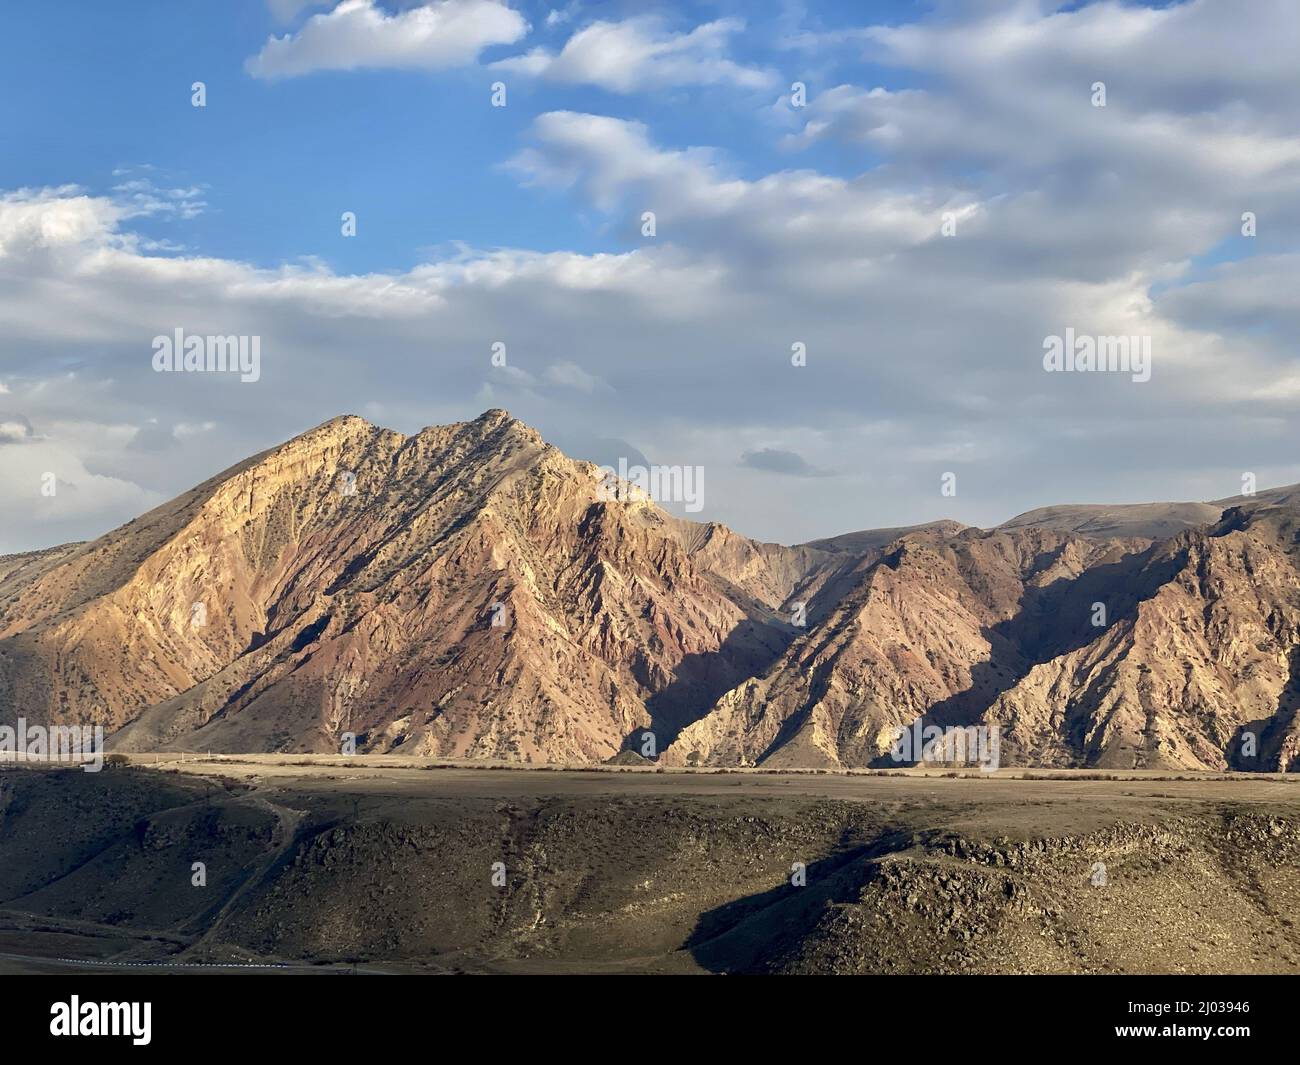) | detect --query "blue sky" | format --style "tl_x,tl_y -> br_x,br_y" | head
1,0 -> 1298,552
1,1 -> 922,272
